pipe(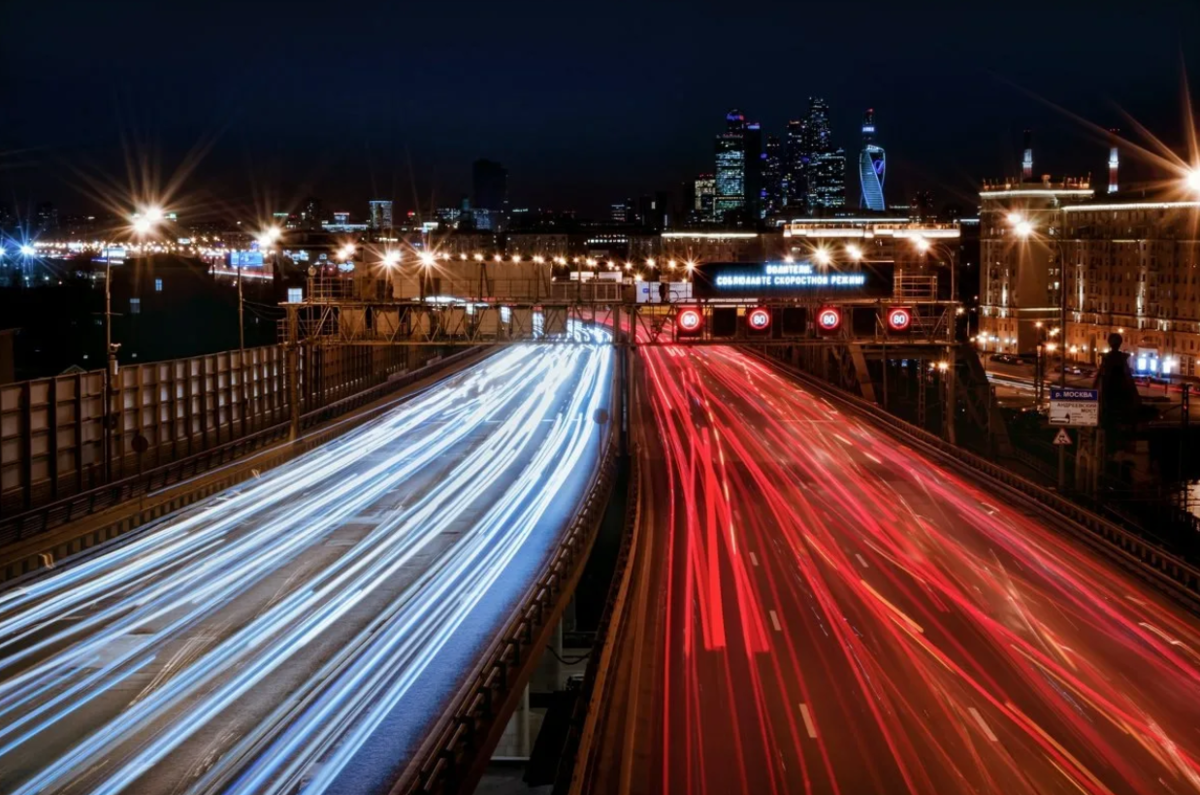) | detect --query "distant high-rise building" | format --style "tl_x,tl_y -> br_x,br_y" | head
368,200 -> 394,231
807,97 -> 833,154
744,122 -> 763,219
472,159 -> 508,213
1107,128 -> 1121,194
910,190 -> 935,221
640,192 -> 669,230
805,98 -> 846,213
715,110 -> 748,219
858,109 -> 886,211
333,211 -> 350,226
784,119 -> 809,210
810,150 -> 847,212
693,175 -> 715,223
763,135 -> 784,217
611,199 -> 633,223
1022,130 -> 1034,181
713,109 -> 763,221
300,197 -> 326,231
